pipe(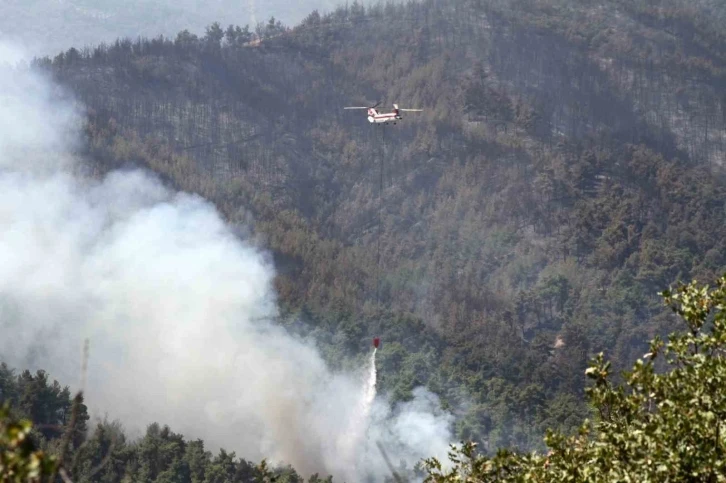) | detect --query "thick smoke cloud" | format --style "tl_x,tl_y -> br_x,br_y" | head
0,42 -> 452,481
